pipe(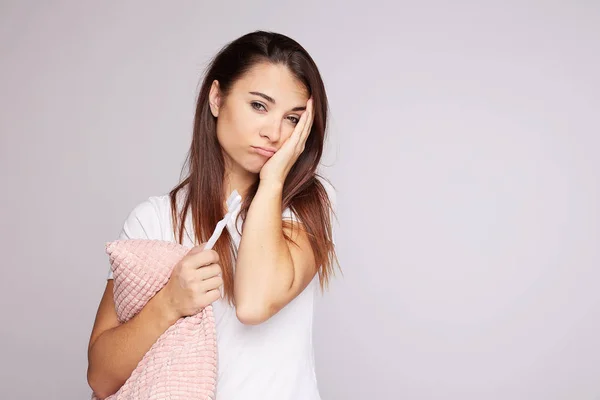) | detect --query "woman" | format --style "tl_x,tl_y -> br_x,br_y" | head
87,30 -> 338,399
